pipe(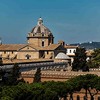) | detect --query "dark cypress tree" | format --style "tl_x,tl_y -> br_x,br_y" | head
0,56 -> 2,66
72,47 -> 88,71
7,63 -> 20,85
34,67 -> 41,83
0,57 -> 6,83
0,69 -> 6,83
